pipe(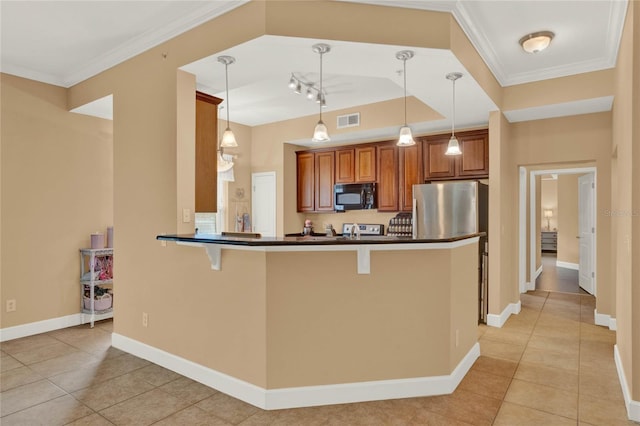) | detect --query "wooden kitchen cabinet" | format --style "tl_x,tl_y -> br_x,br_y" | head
399,143 -> 422,212
423,137 -> 456,180
376,144 -> 398,212
335,149 -> 355,184
315,151 -> 335,211
297,152 -> 315,212
296,150 -> 335,212
457,130 -> 489,177
423,129 -> 489,181
355,146 -> 376,182
195,91 -> 222,212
